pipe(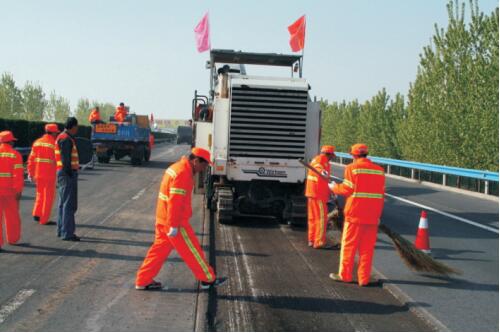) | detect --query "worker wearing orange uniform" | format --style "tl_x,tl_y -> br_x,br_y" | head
28,123 -> 60,225
149,133 -> 154,151
0,131 -> 24,250
135,147 -> 226,290
305,145 -> 336,249
329,144 -> 385,286
88,106 -> 103,124
114,102 -> 127,123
